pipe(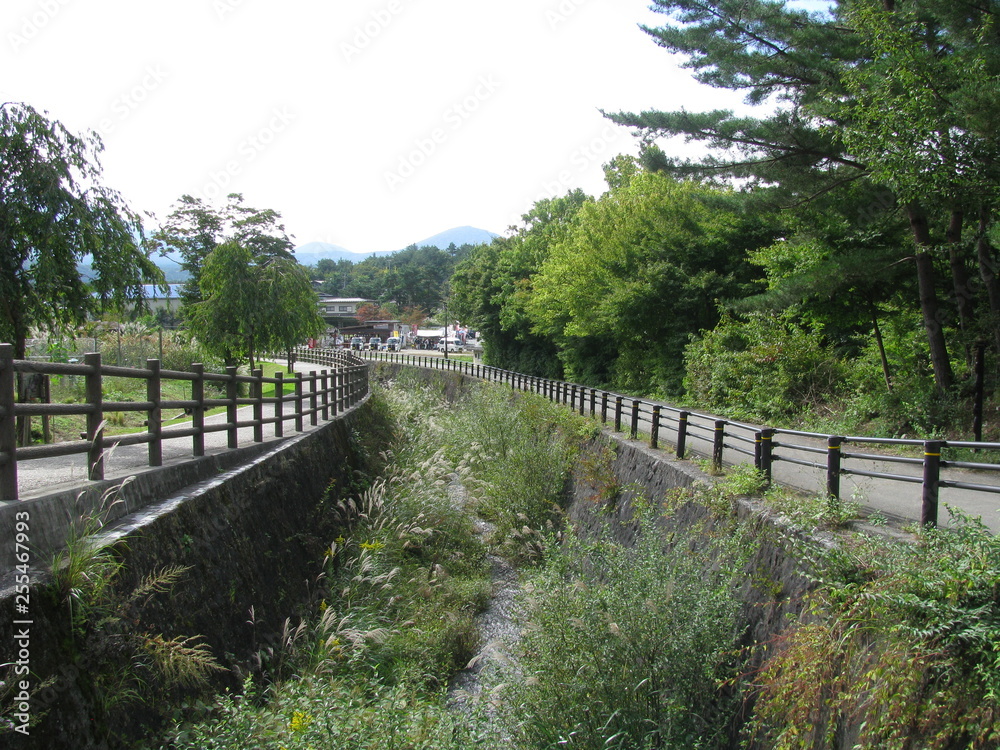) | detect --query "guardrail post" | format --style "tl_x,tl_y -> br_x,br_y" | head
253,368 -> 263,442
601,392 -> 608,424
0,344 -> 18,500
713,420 -> 726,472
590,388 -> 596,417
676,411 -> 688,459
274,371 -> 284,437
570,385 -> 576,411
85,352 -> 105,480
651,405 -> 661,449
759,428 -> 774,483
191,363 -> 205,457
226,365 -> 238,449
826,436 -> 843,500
630,399 -> 640,439
294,373 -> 304,432
579,388 -> 585,416
614,396 -> 623,432
147,359 -> 162,466
921,440 -> 942,527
